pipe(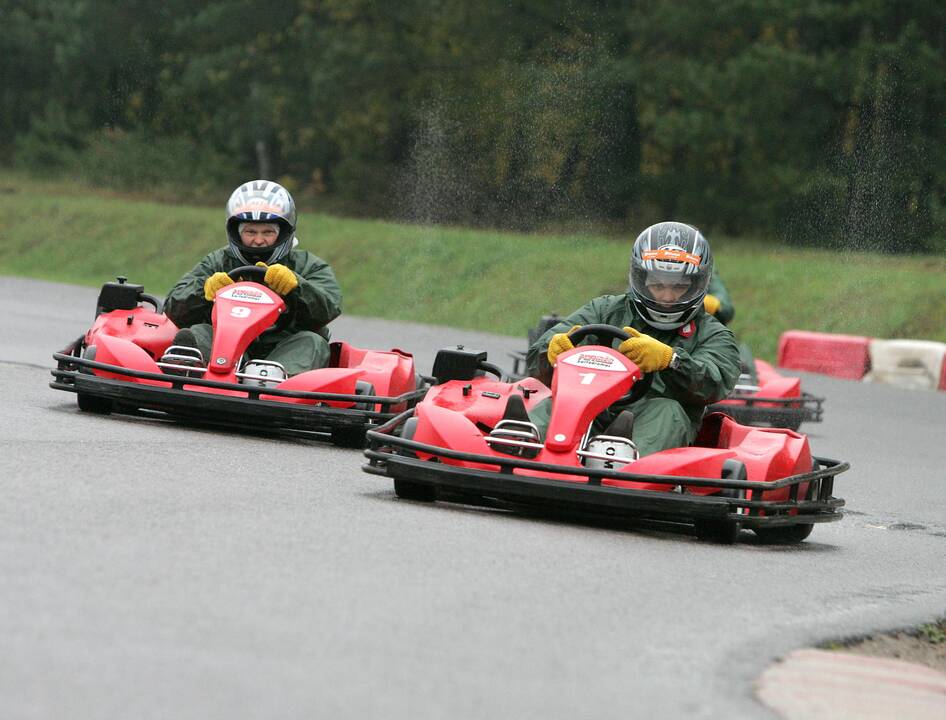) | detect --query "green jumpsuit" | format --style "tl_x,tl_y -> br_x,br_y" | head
163,246 -> 342,376
525,294 -> 740,457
